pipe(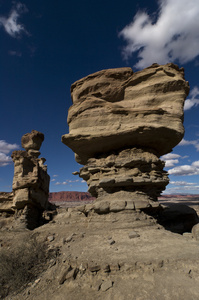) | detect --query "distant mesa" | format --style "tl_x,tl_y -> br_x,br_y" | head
62,63 -> 190,213
49,191 -> 95,206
